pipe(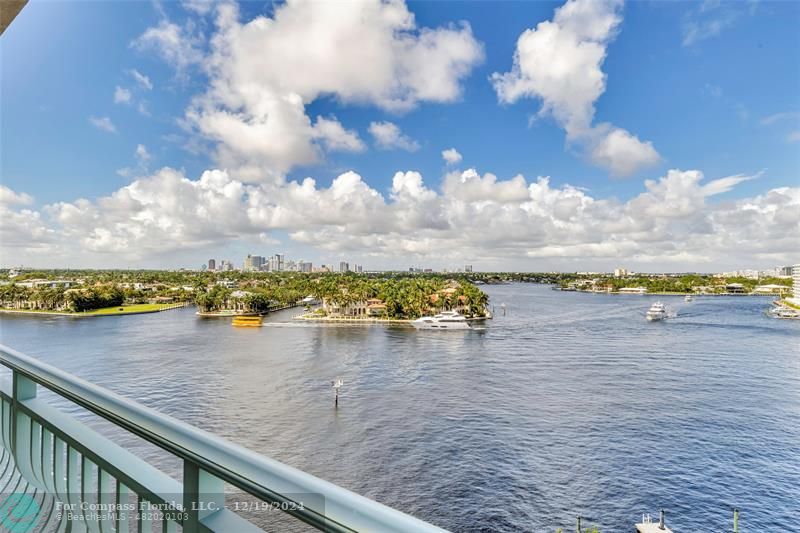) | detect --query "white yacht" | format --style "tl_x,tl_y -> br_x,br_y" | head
412,311 -> 471,330
684,294 -> 693,302
646,302 -> 668,322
